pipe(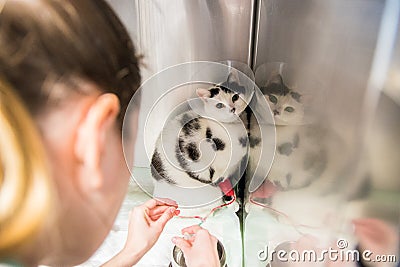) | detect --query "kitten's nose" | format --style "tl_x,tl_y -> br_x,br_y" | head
230,107 -> 236,113
273,110 -> 280,115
